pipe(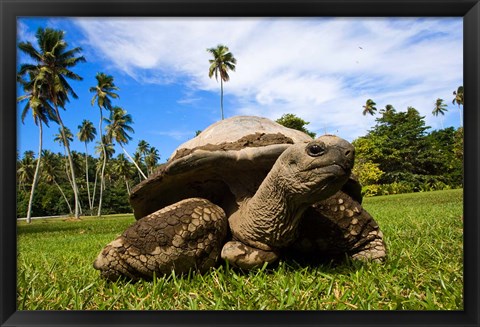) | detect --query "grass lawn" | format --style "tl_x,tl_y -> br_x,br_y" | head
17,189 -> 463,310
